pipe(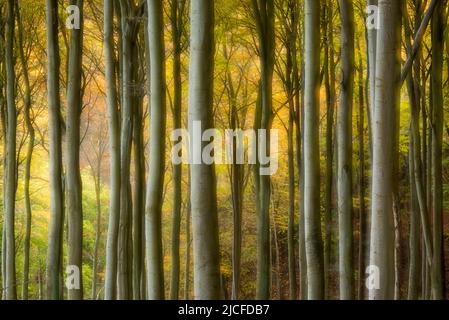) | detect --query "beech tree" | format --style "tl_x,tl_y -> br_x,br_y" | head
104,0 -> 121,300
45,0 -> 64,300
304,0 -> 324,300
188,0 -> 221,300
252,0 -> 275,300
66,0 -> 84,300
337,0 -> 354,300
146,0 -> 167,300
1,0 -> 448,302
369,0 -> 401,300
4,0 -> 17,301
